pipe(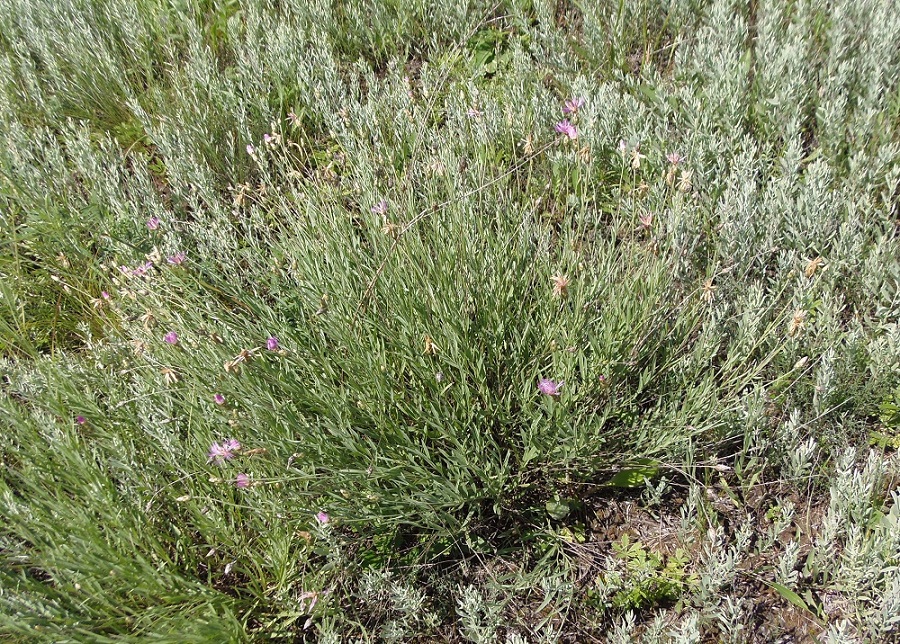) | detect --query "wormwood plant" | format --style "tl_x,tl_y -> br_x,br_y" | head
1,0 -> 899,640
